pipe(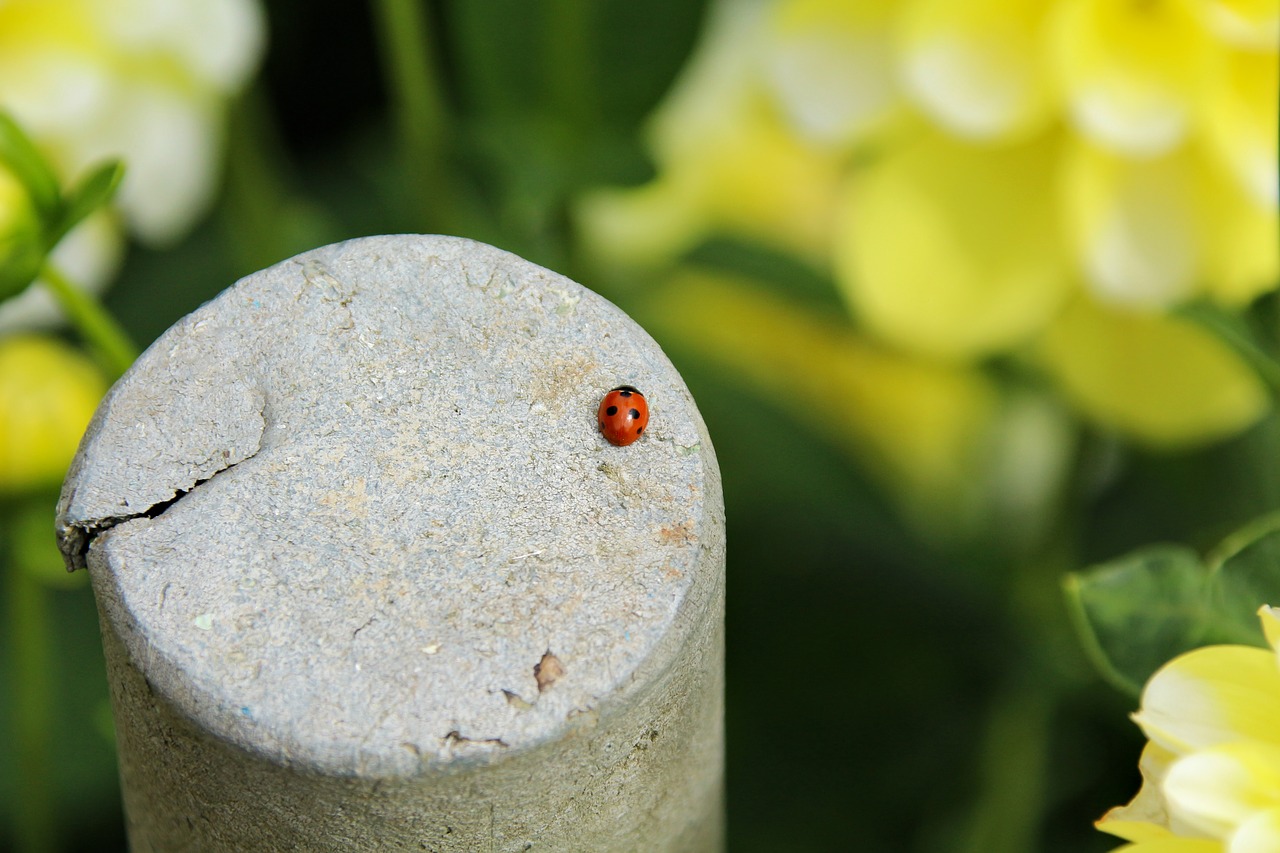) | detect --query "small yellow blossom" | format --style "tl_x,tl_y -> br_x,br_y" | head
1099,606 -> 1280,851
0,334 -> 105,493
